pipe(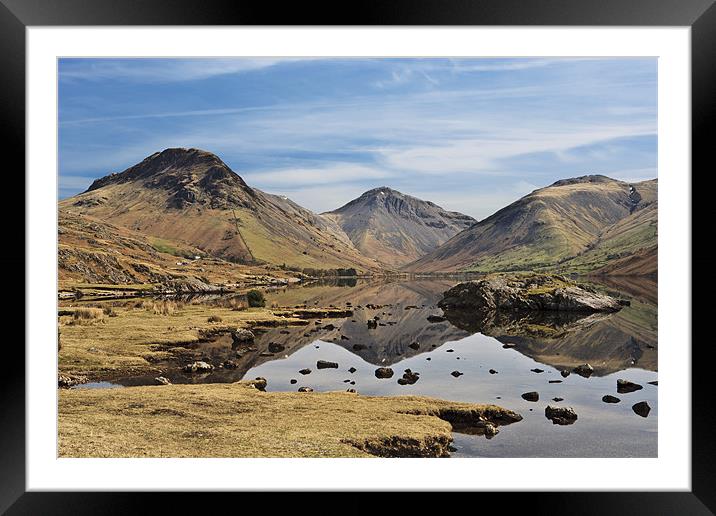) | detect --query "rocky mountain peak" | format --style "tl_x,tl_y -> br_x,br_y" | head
549,175 -> 616,187
324,186 -> 476,267
85,148 -> 255,209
